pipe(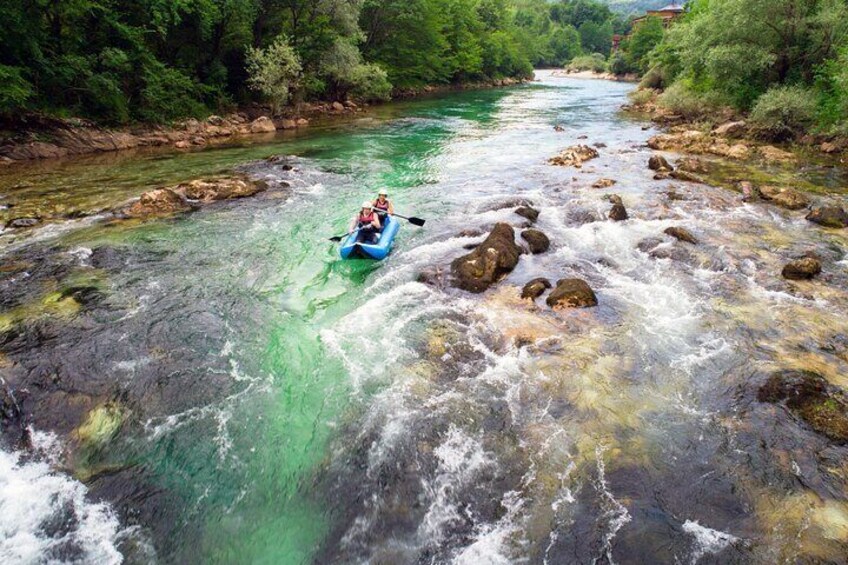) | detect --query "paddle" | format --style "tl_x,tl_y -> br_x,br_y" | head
329,229 -> 358,242
329,212 -> 426,242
